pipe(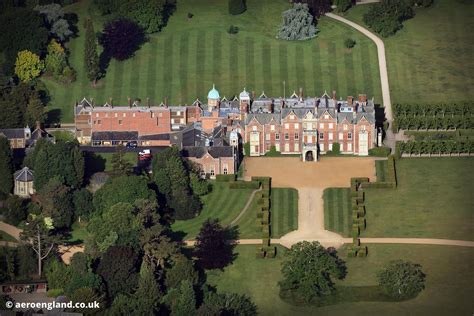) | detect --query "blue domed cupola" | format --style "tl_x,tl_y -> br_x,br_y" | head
207,84 -> 220,111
